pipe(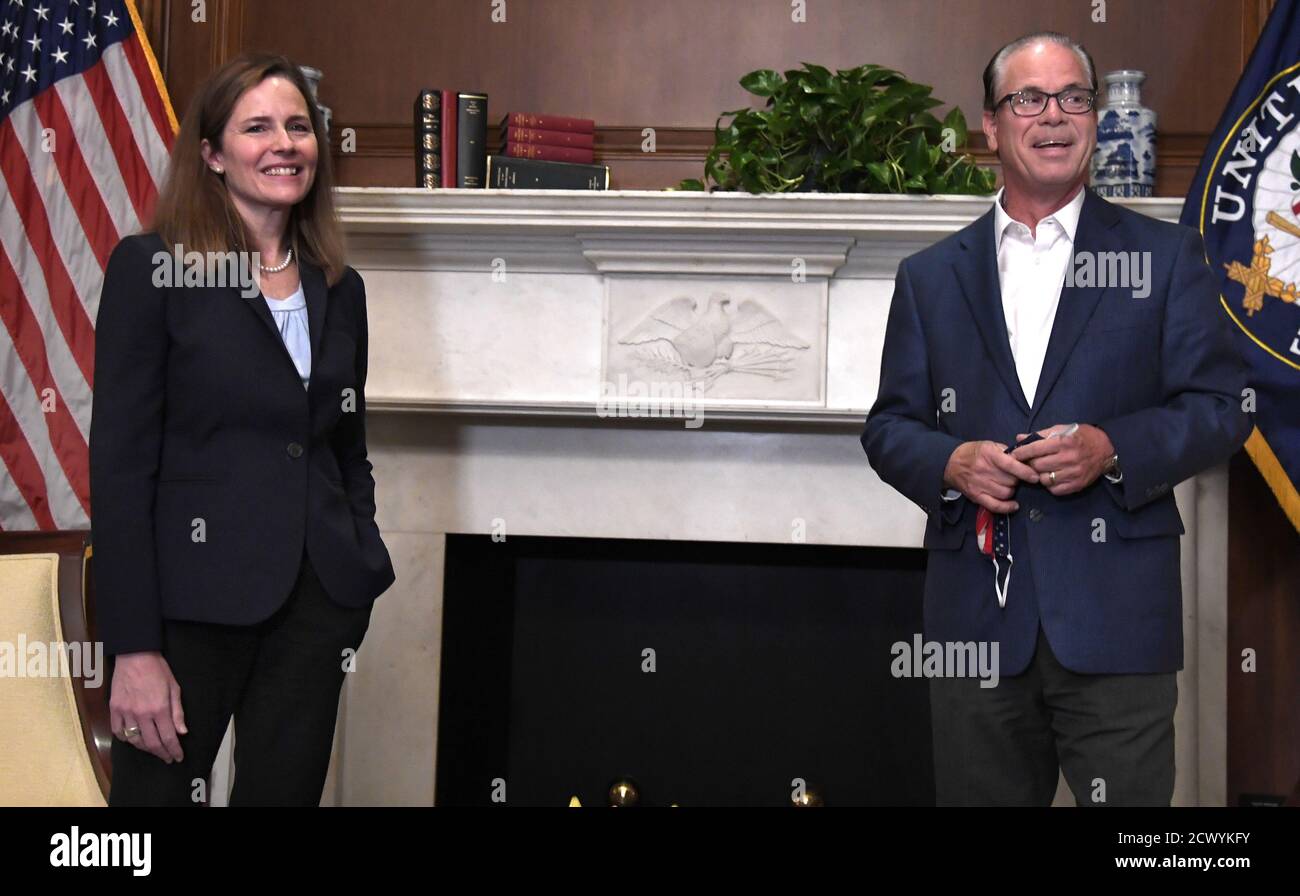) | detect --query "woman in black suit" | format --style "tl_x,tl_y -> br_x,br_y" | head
90,53 -> 395,806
